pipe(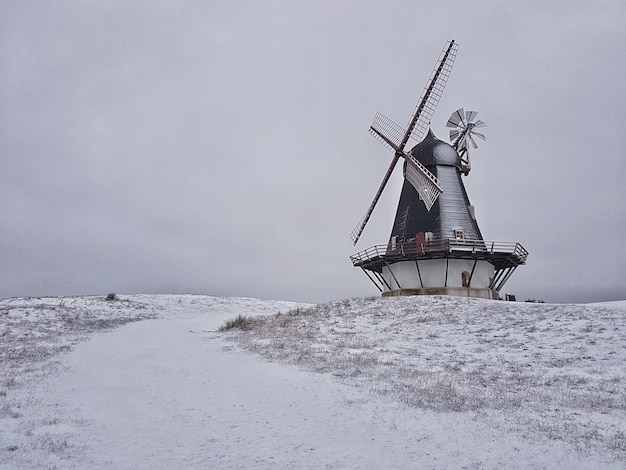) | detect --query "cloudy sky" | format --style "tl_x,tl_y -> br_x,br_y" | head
2,0 -> 625,303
